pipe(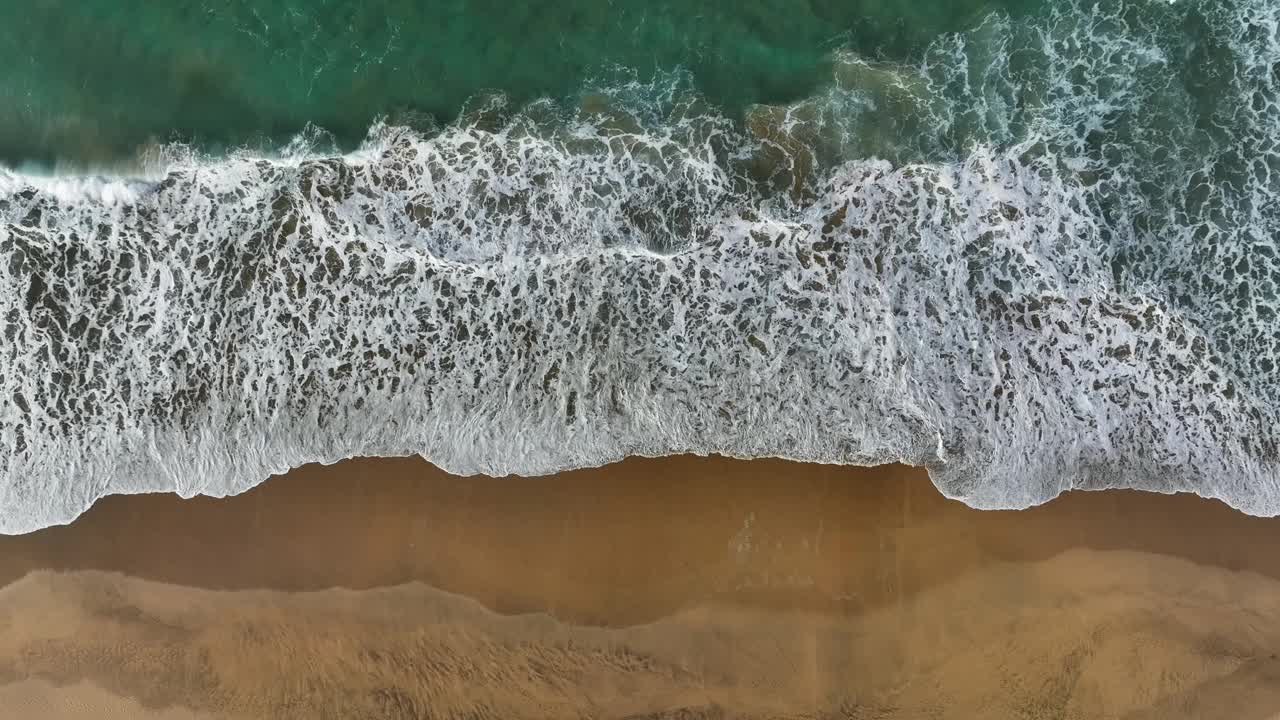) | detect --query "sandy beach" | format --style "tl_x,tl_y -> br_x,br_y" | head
1,456 -> 1279,719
